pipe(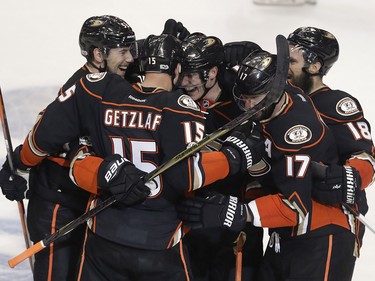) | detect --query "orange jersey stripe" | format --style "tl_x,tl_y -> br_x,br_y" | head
201,151 -> 230,186
72,156 -> 103,194
20,137 -> 46,166
346,158 -> 374,190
